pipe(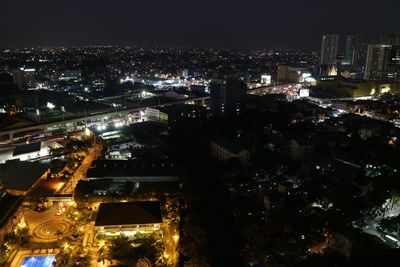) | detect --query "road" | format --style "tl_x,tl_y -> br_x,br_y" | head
60,144 -> 102,194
